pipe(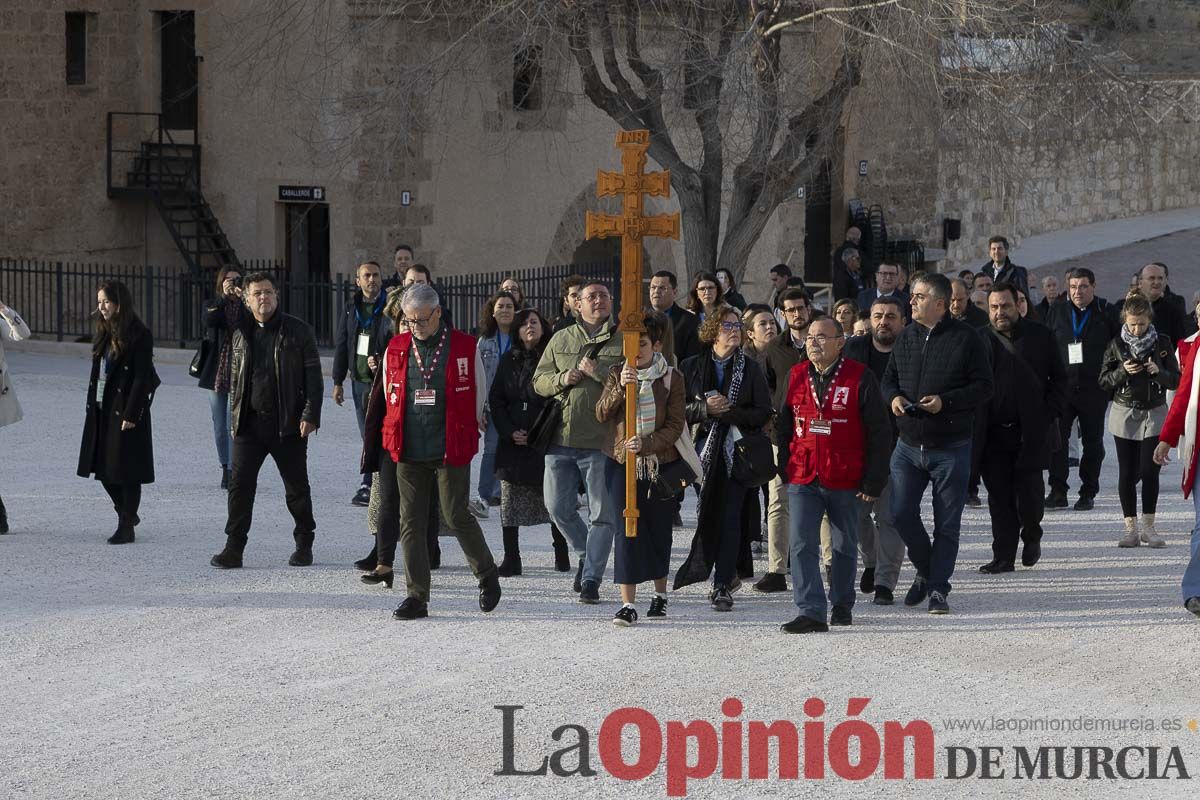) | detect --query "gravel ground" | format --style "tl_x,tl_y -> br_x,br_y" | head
2,350 -> 1198,799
